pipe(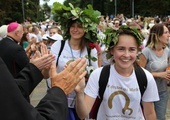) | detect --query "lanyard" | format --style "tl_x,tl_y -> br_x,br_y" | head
68,41 -> 81,60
